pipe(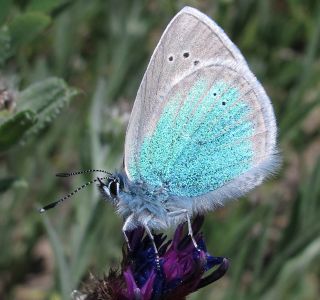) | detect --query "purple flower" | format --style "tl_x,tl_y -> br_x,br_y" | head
83,216 -> 229,300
